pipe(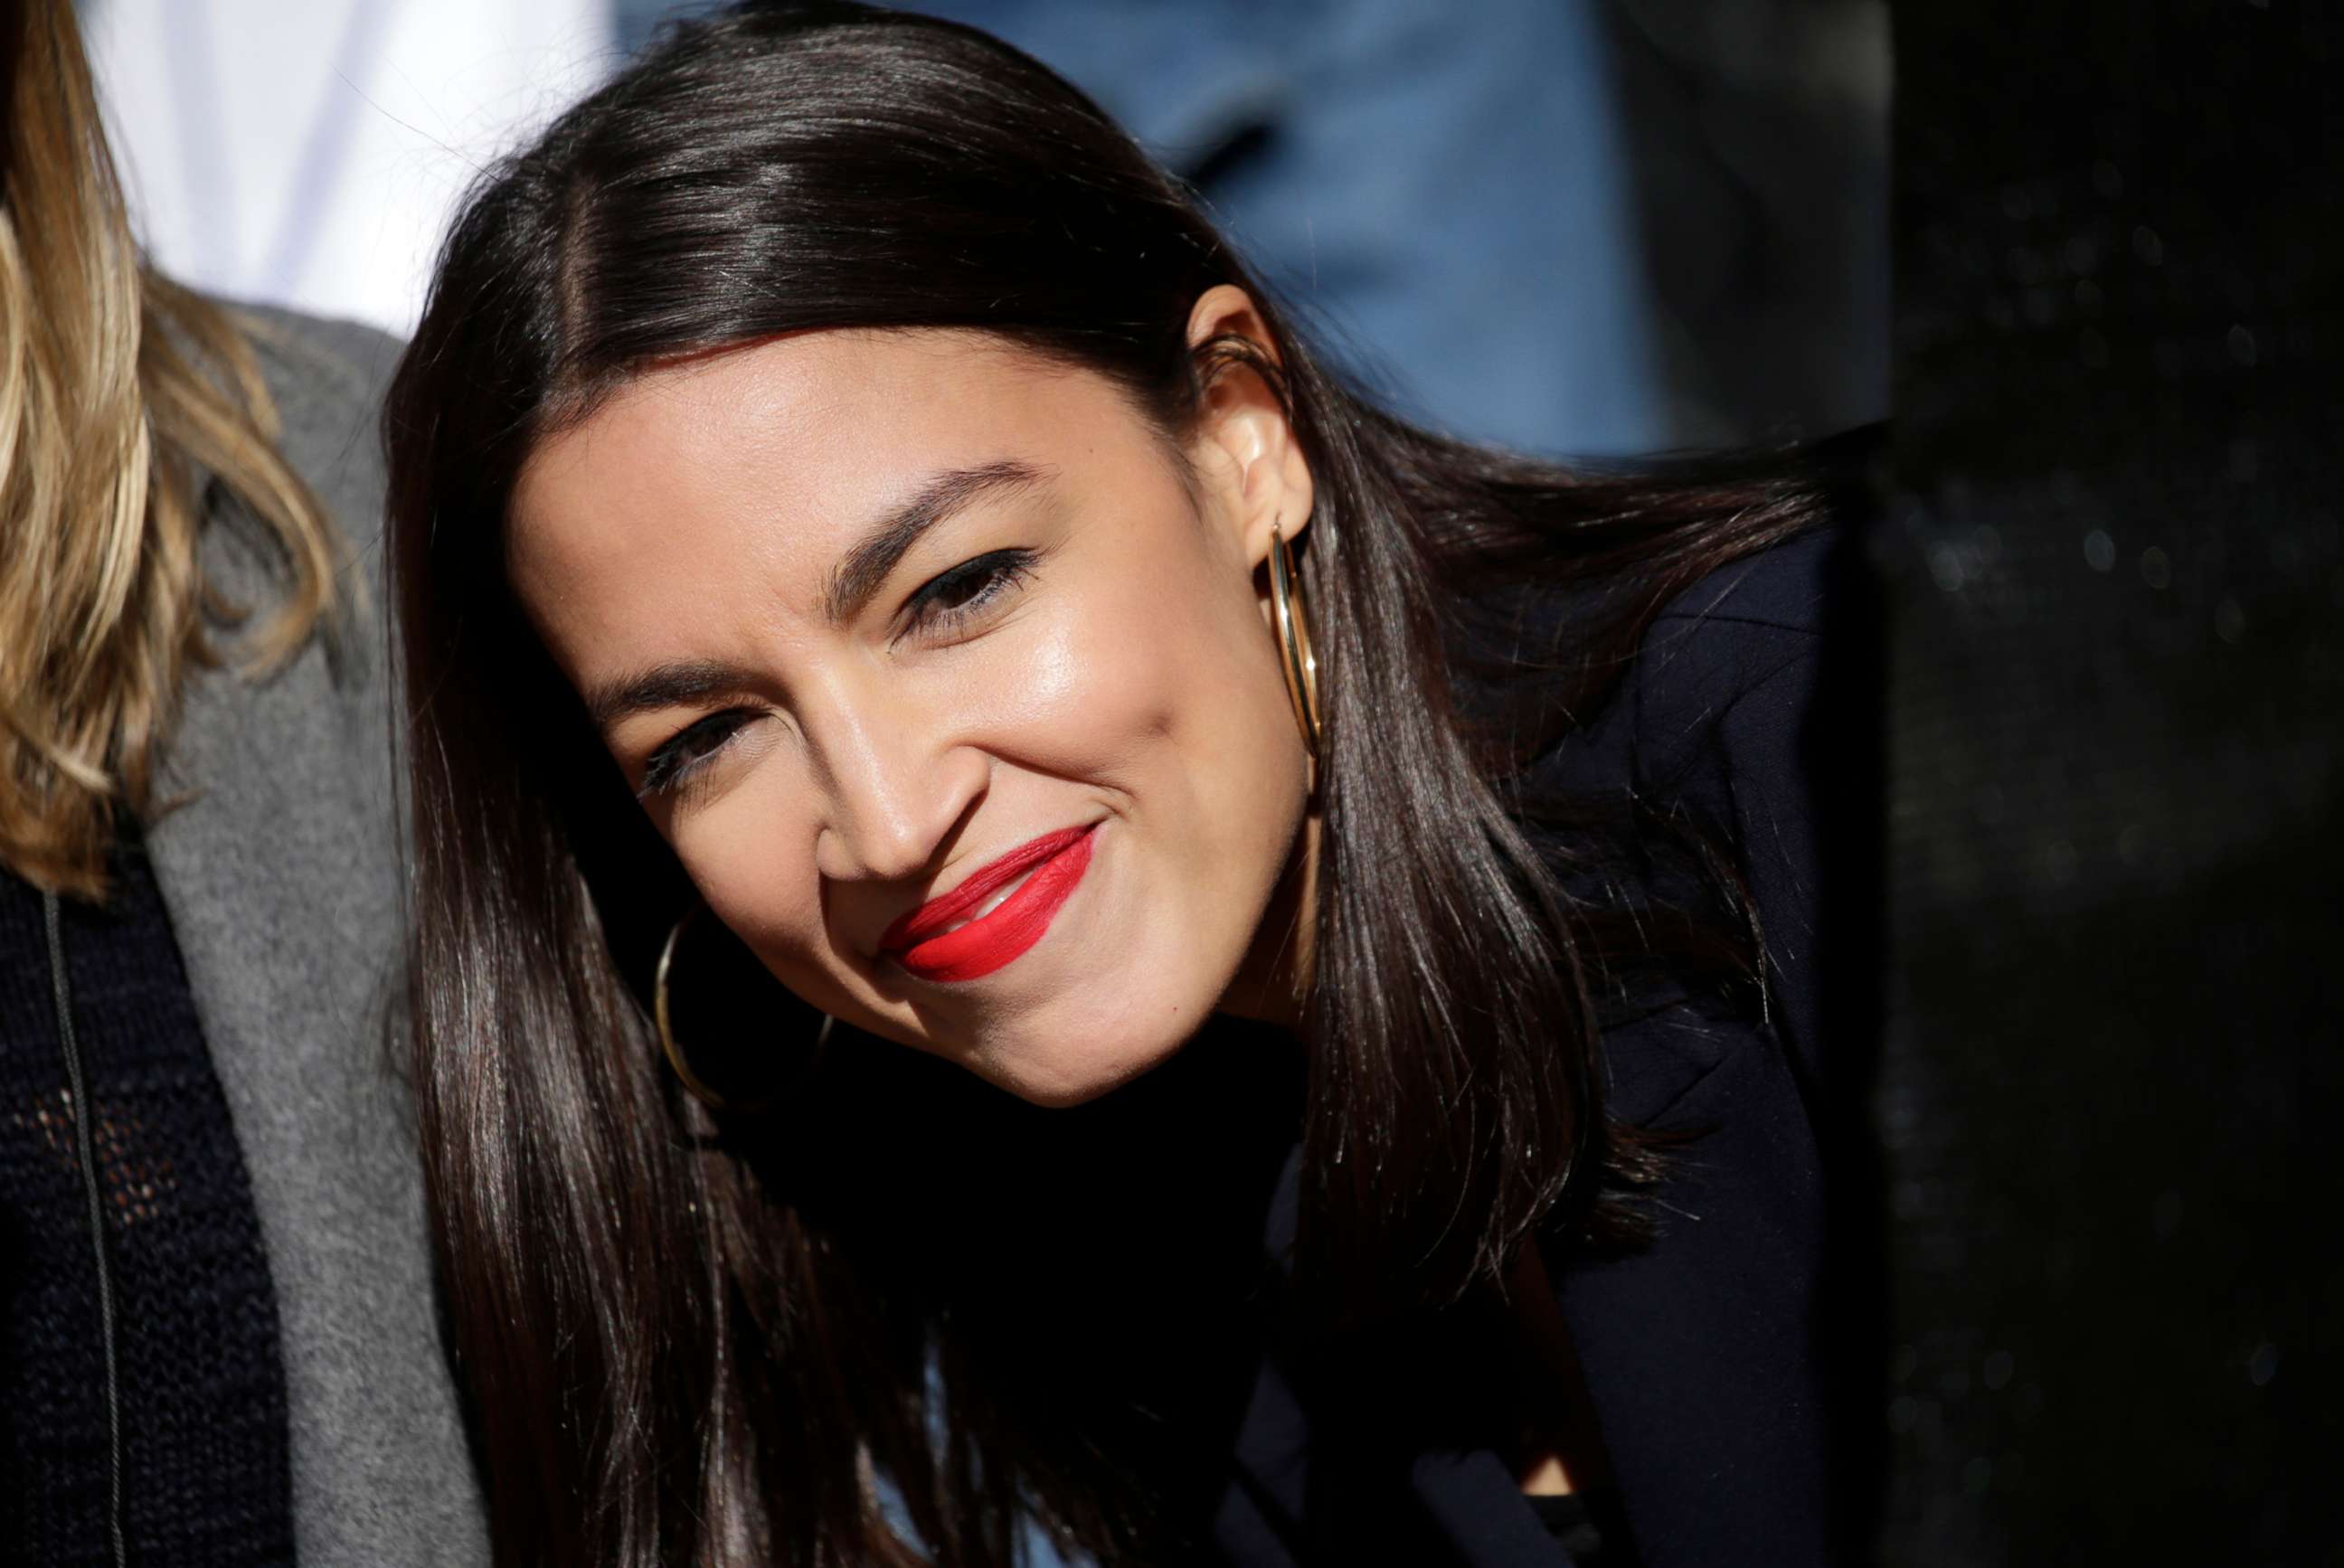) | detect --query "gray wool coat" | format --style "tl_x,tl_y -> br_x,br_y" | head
141,306 -> 489,1564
